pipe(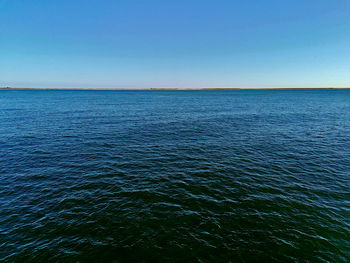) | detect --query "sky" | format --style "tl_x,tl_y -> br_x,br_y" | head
1,0 -> 350,89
